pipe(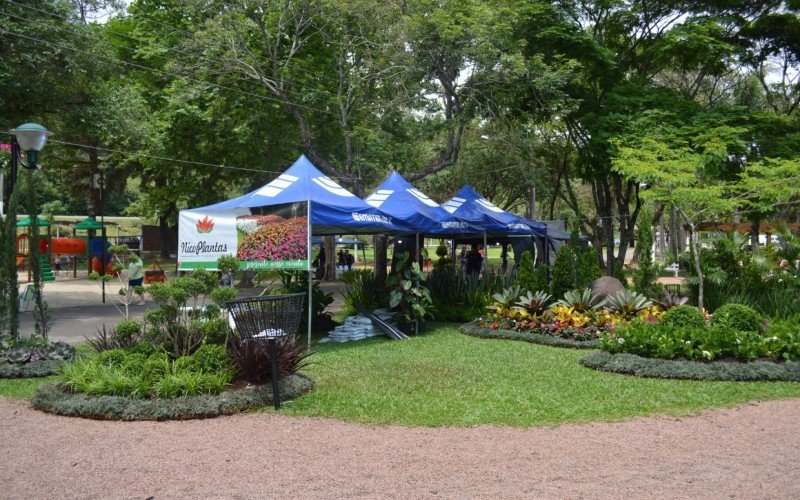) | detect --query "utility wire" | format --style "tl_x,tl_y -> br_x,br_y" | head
48,138 -> 283,175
